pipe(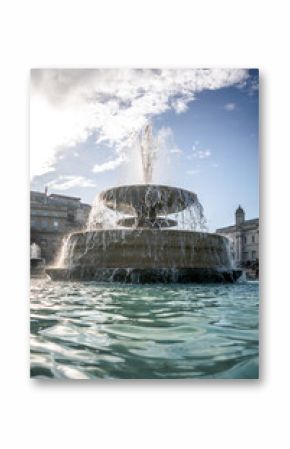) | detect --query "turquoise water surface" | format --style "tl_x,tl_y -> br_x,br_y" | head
30,279 -> 259,379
